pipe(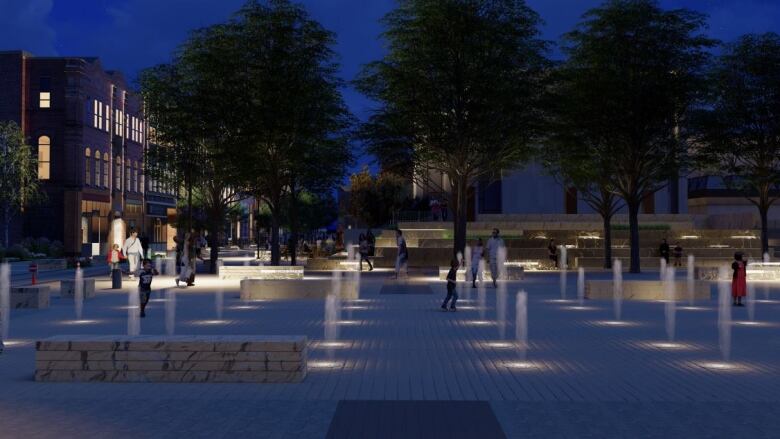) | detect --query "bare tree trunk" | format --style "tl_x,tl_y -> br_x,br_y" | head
628,200 -> 641,273
452,177 -> 468,257
270,202 -> 280,266
760,202 -> 769,256
602,214 -> 613,269
289,186 -> 299,267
